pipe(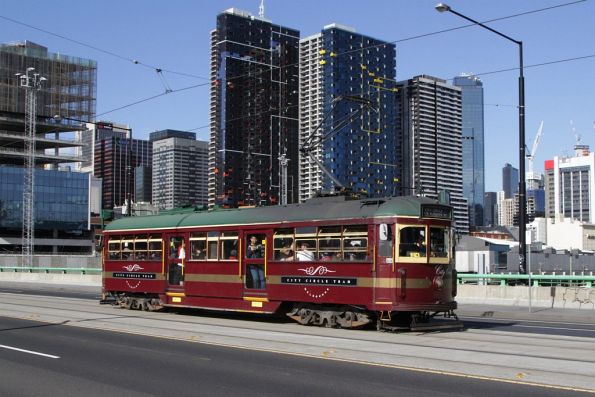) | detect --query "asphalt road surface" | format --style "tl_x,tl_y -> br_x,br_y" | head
0,316 -> 590,397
